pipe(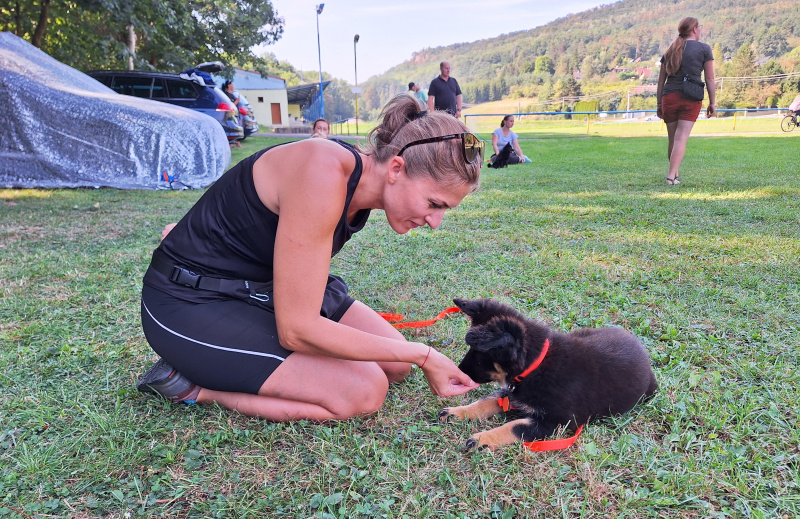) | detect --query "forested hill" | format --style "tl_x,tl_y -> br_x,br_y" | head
358,0 -> 800,117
